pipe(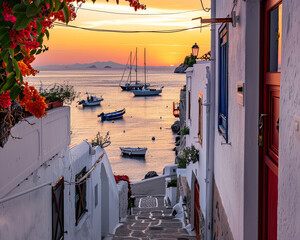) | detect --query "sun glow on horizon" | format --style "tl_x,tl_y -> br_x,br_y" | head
33,0 -> 211,67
